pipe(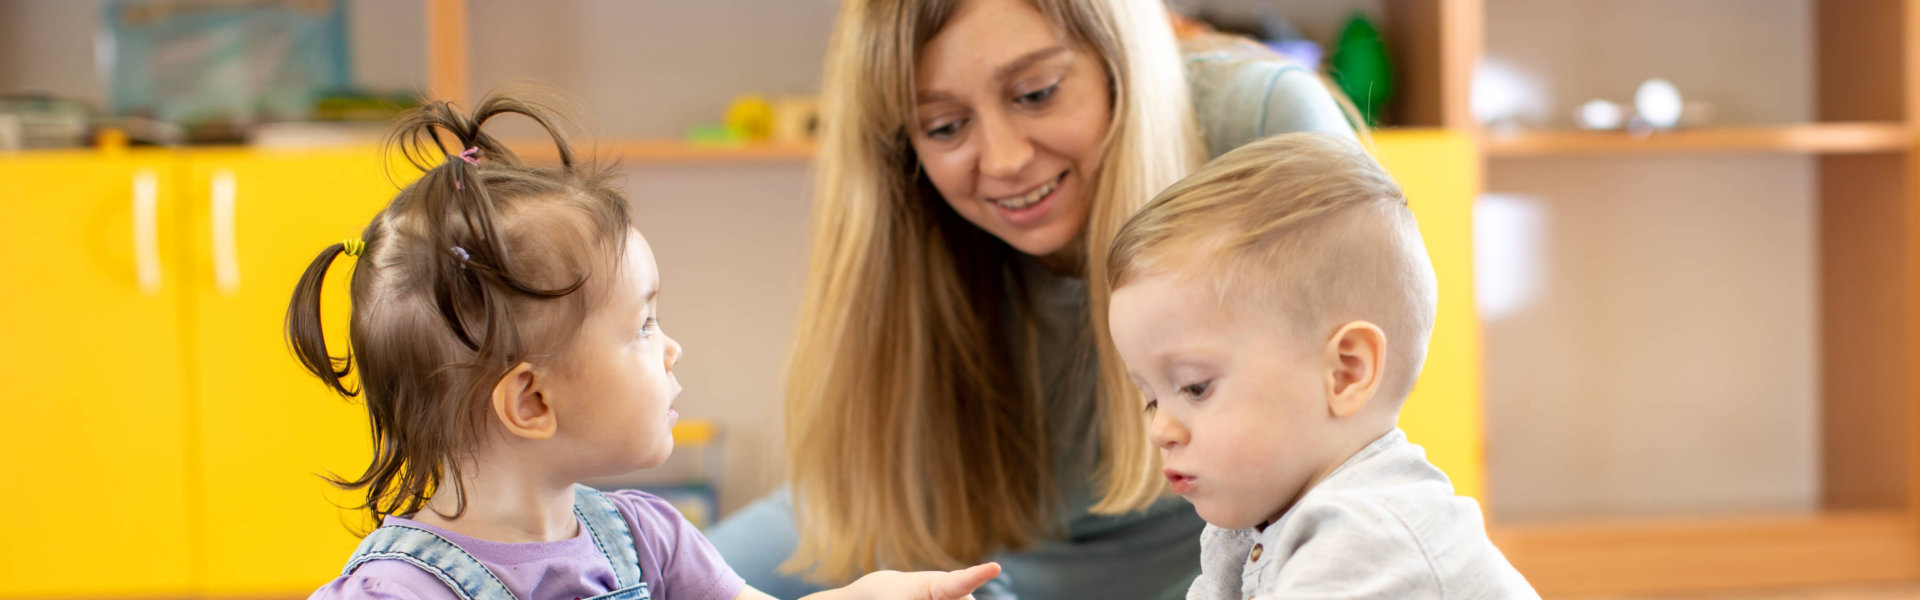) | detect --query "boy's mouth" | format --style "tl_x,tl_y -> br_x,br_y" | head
1164,469 -> 1196,494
